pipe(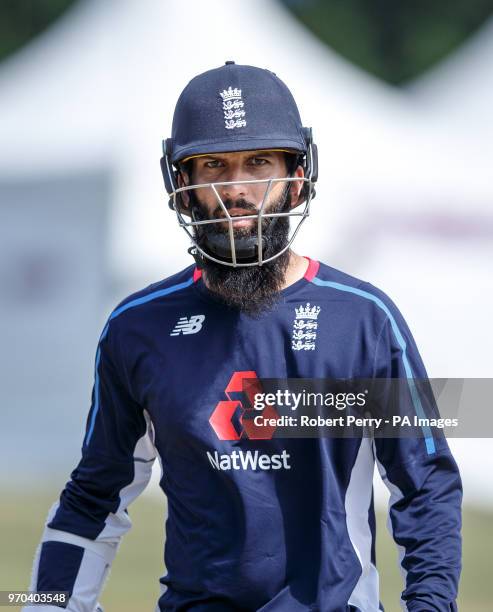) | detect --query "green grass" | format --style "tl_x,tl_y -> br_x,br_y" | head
1,489 -> 491,611
0,489 -> 165,612
376,504 -> 492,611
